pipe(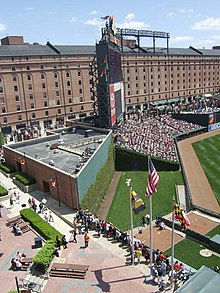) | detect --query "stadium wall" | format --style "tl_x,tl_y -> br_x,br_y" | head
77,131 -> 112,203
